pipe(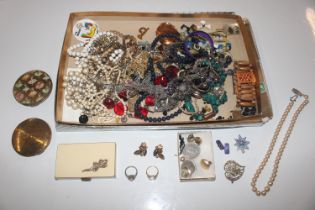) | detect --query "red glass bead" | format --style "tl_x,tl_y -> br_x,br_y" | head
135,107 -> 148,118
103,98 -> 115,109
118,90 -> 128,101
114,102 -> 125,116
154,76 -> 162,85
145,95 -> 155,106
160,76 -> 168,87
154,75 -> 168,86
140,107 -> 148,117
165,65 -> 179,79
